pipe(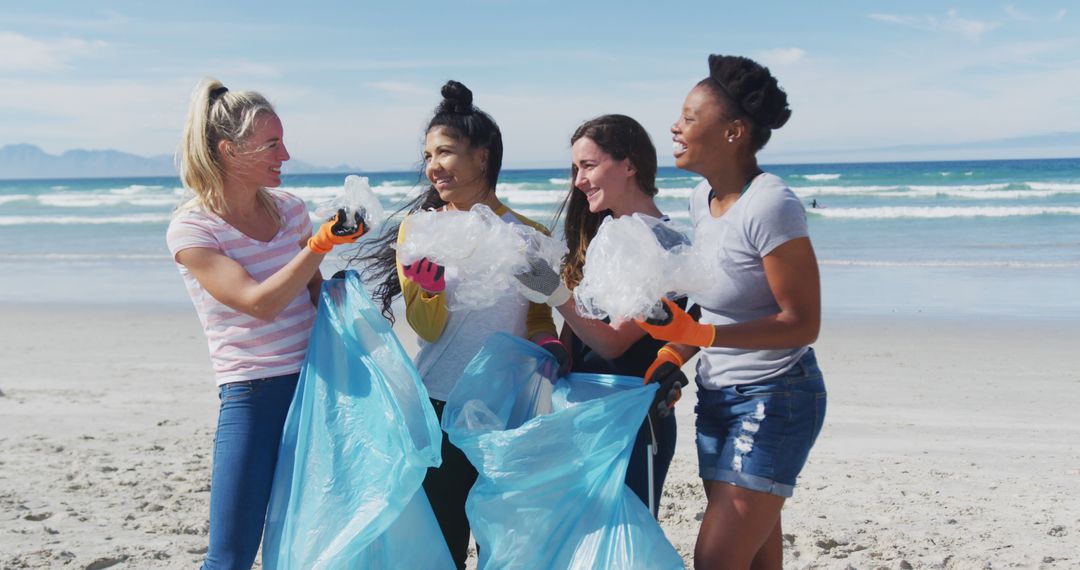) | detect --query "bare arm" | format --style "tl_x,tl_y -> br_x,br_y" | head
307,270 -> 324,306
710,237 -> 821,349
176,245 -> 325,321
301,232 -> 323,306
556,296 -> 649,360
